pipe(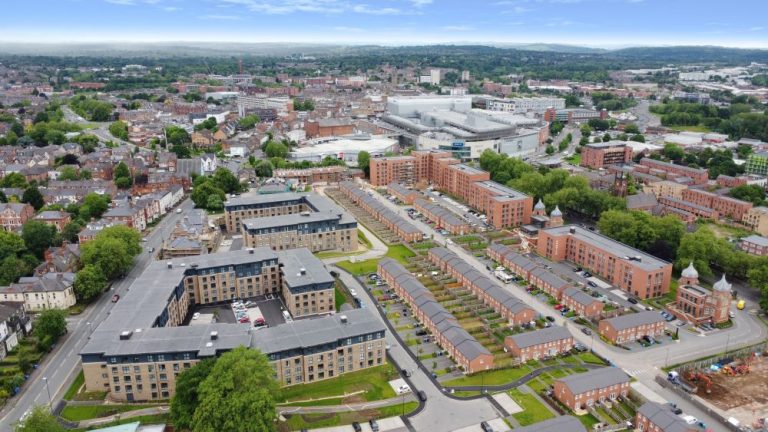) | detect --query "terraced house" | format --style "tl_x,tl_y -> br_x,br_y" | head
80,249 -> 384,402
553,367 -> 630,412
338,182 -> 424,243
504,326 -> 574,361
